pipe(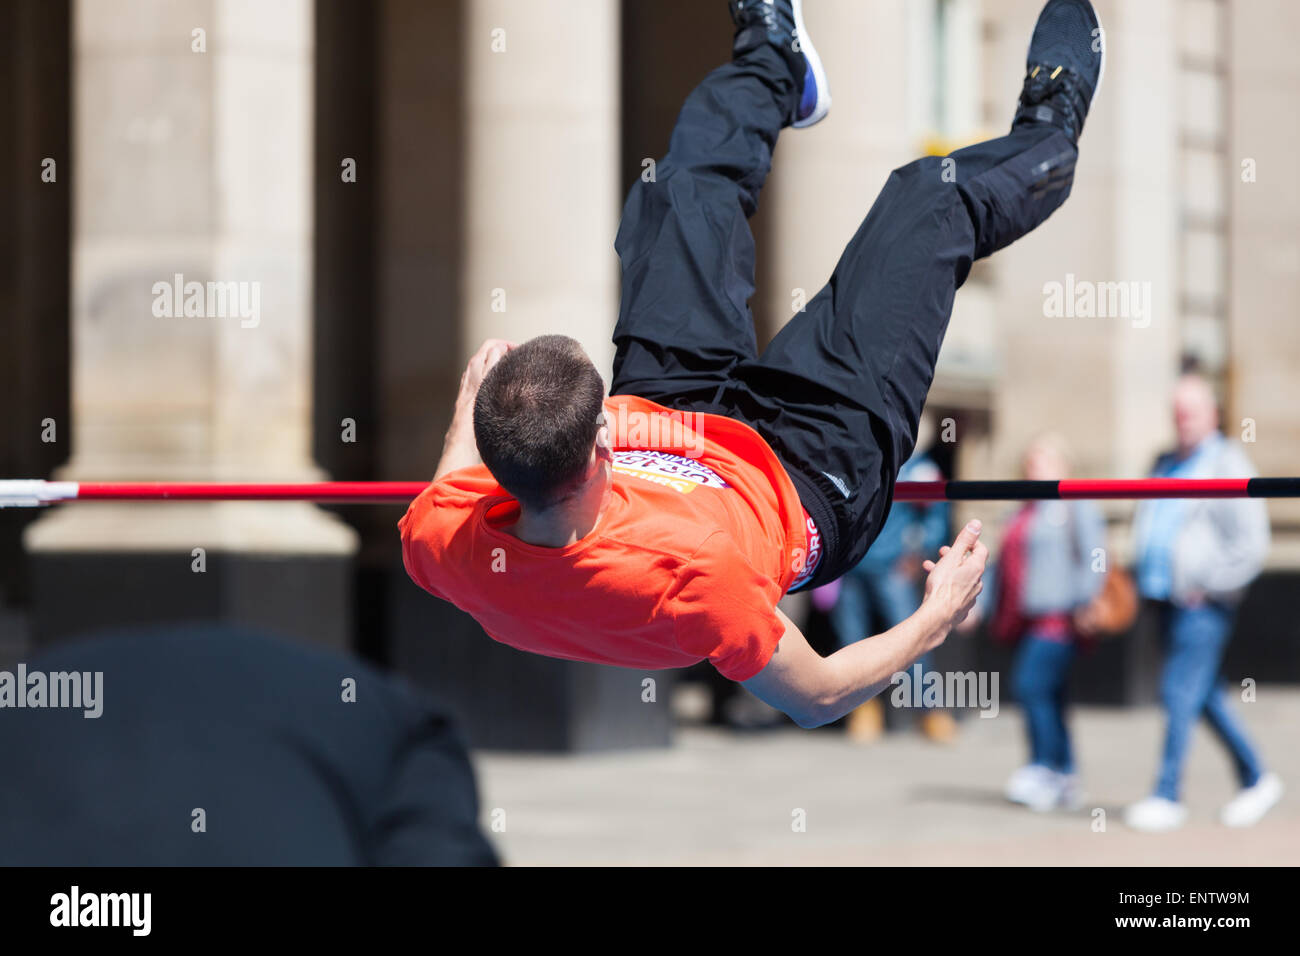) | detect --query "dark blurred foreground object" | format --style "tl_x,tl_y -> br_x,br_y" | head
0,625 -> 498,866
